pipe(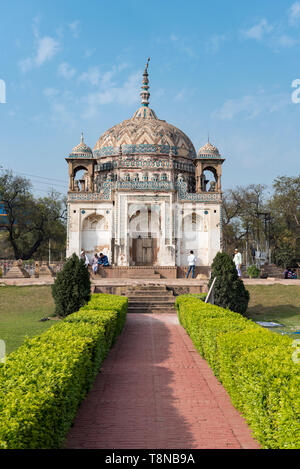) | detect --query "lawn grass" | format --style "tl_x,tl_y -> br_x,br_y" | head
1,283 -> 300,355
0,285 -> 56,354
246,284 -> 300,335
